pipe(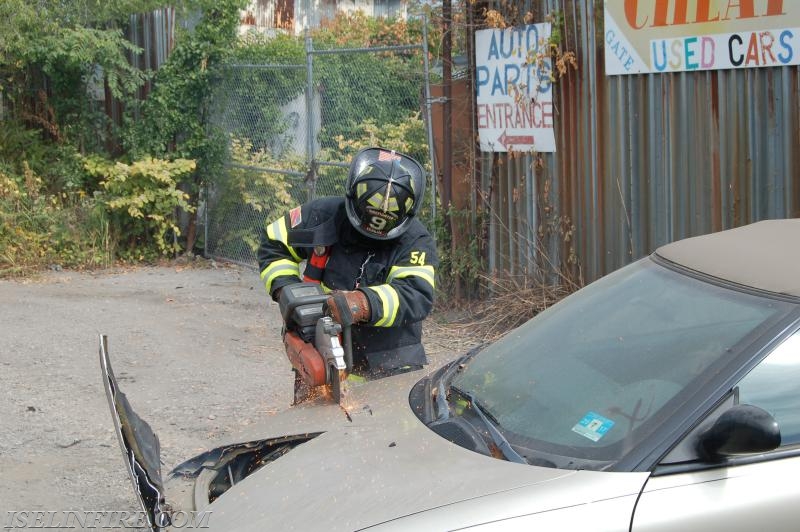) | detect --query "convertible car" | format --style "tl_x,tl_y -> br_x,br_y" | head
102,218 -> 800,531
